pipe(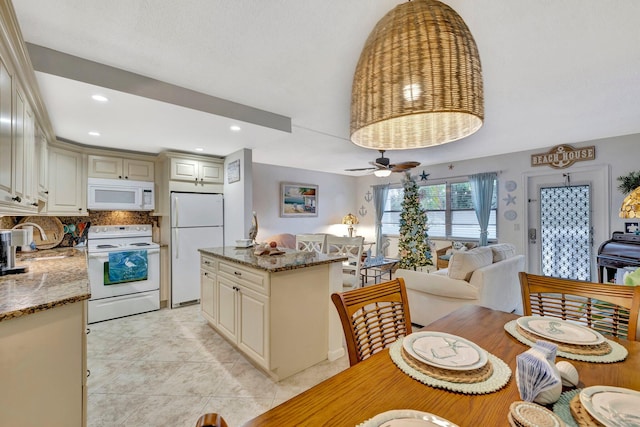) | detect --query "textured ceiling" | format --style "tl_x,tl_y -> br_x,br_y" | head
11,0 -> 640,175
